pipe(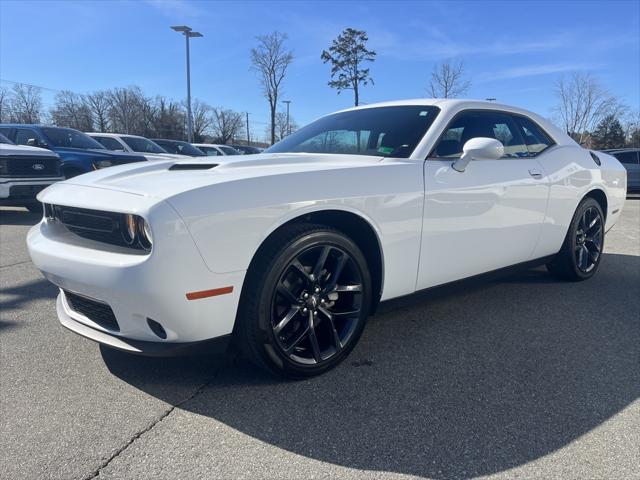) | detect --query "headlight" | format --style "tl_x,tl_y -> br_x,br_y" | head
137,217 -> 153,251
122,214 -> 136,245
